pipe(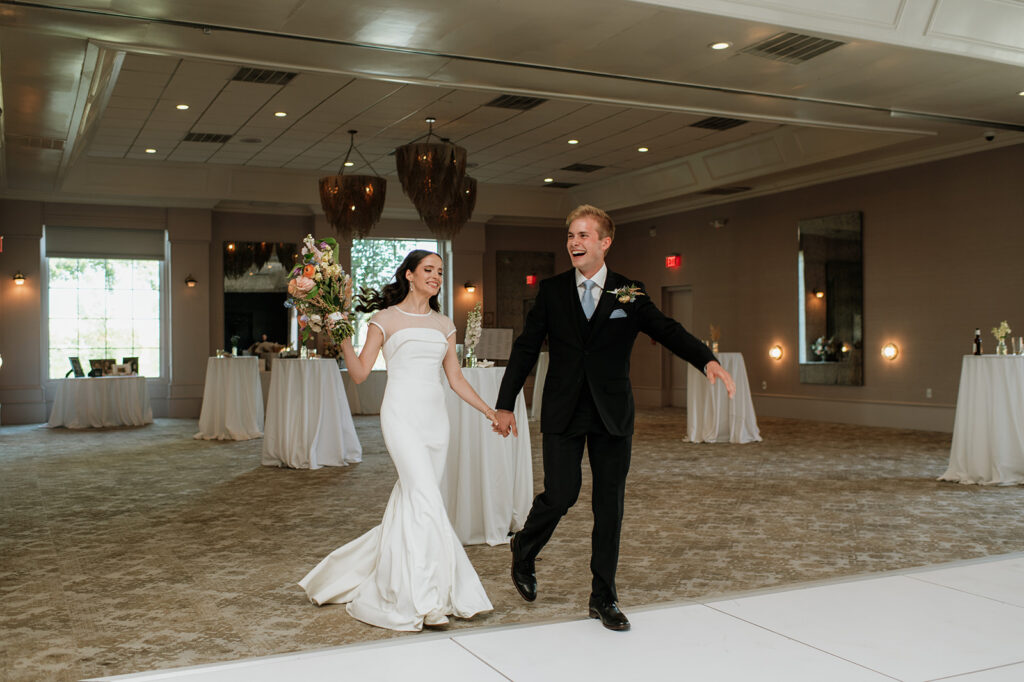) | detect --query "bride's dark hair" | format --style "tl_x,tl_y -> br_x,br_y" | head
357,249 -> 442,313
